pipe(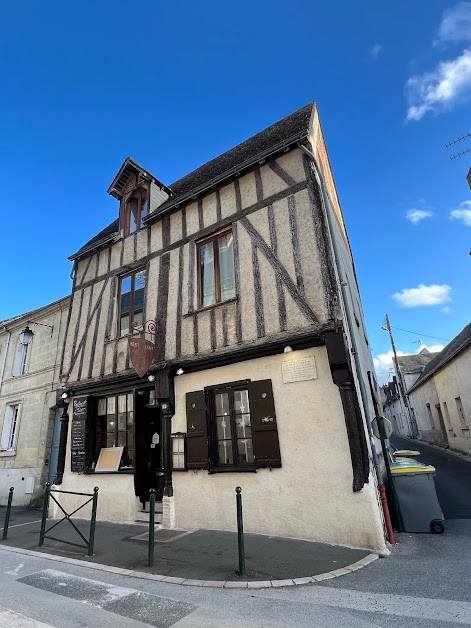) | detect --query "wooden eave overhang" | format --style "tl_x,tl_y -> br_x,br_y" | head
107,157 -> 172,200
